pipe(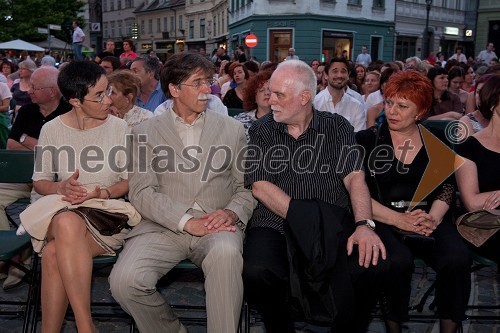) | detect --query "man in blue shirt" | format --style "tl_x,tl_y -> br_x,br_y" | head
130,56 -> 166,112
